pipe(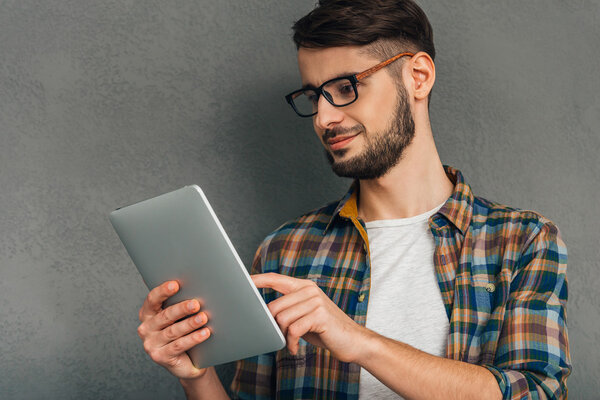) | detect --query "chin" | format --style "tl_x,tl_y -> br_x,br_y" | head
329,147 -> 354,159
325,148 -> 358,169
